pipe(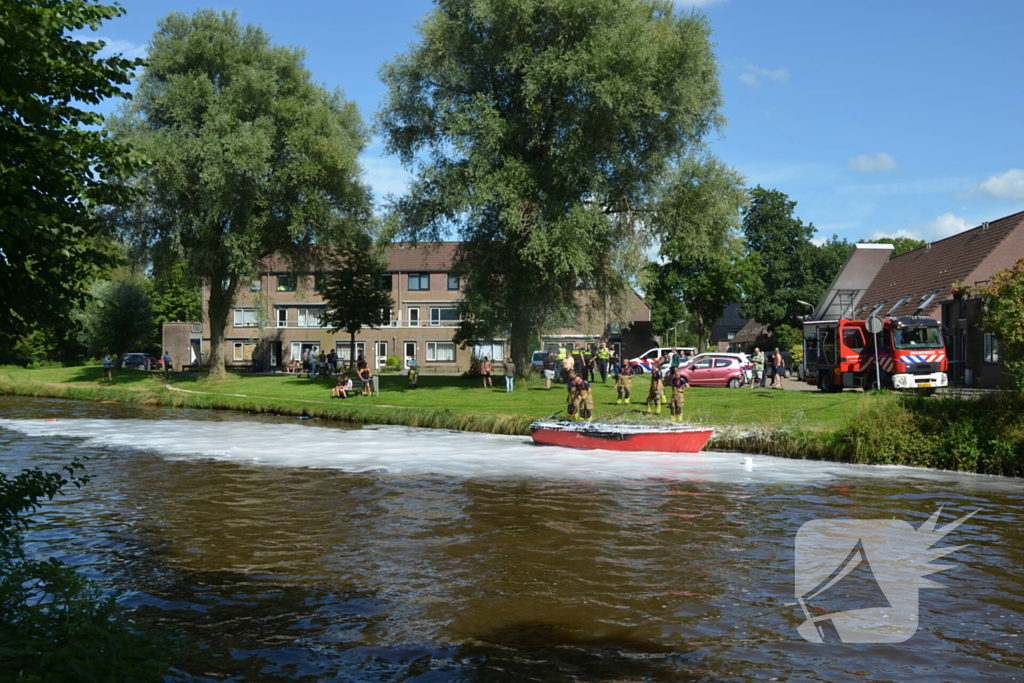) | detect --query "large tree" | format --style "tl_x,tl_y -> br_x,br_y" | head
0,0 -> 139,349
739,186 -> 852,330
862,235 -> 927,257
321,241 -> 394,370
108,10 -> 372,375
647,156 -> 748,351
78,272 -> 153,358
378,0 -> 723,371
